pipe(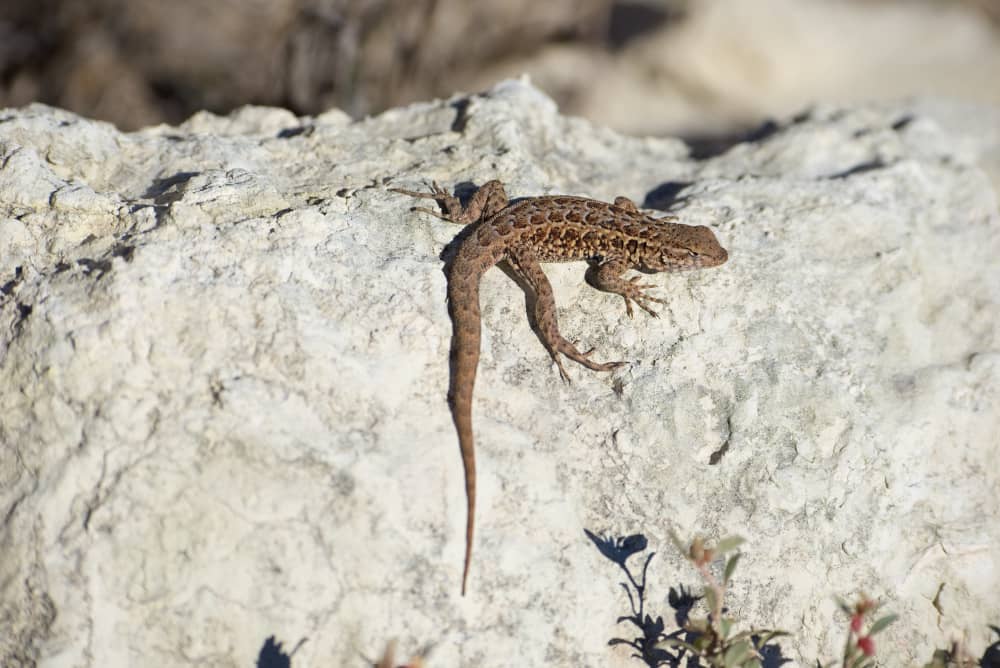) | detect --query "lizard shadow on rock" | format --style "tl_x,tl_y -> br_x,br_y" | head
142,171 -> 200,200
433,180 -> 517,260
642,182 -> 694,212
435,180 -> 489,264
139,171 -> 202,231
585,529 -> 791,668
680,118 -> 782,161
